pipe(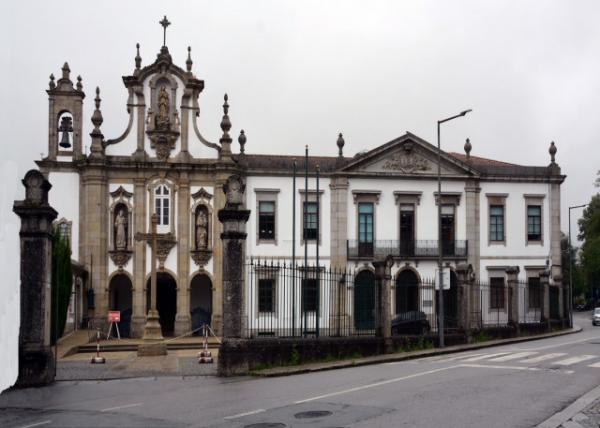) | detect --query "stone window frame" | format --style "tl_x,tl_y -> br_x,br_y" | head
299,189 -> 324,246
54,217 -> 73,247
433,192 -> 461,247
56,110 -> 75,157
109,192 -> 134,252
525,266 -> 545,311
524,194 -> 545,246
486,267 -> 508,313
486,193 -> 508,246
254,265 -> 279,317
254,188 -> 280,246
352,191 -> 381,253
190,194 -> 214,253
147,178 -> 178,235
394,191 -> 421,243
